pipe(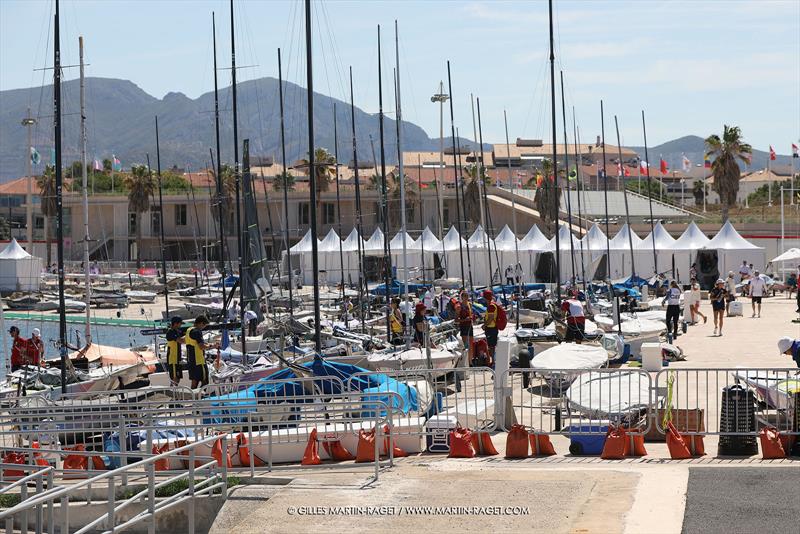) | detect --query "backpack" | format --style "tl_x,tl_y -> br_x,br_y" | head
495,304 -> 507,331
